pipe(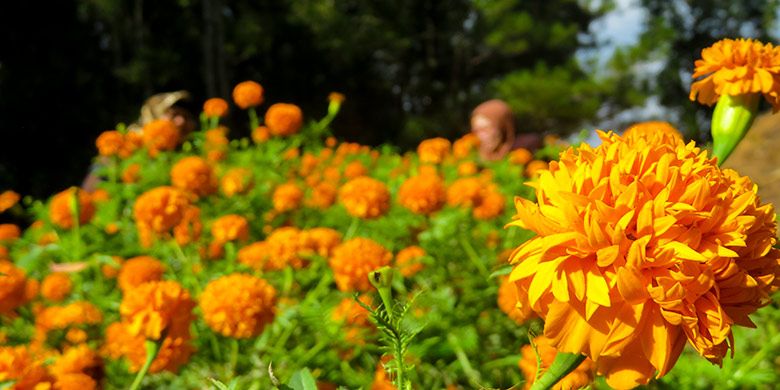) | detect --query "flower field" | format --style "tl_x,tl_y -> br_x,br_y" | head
2,39 -> 780,390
